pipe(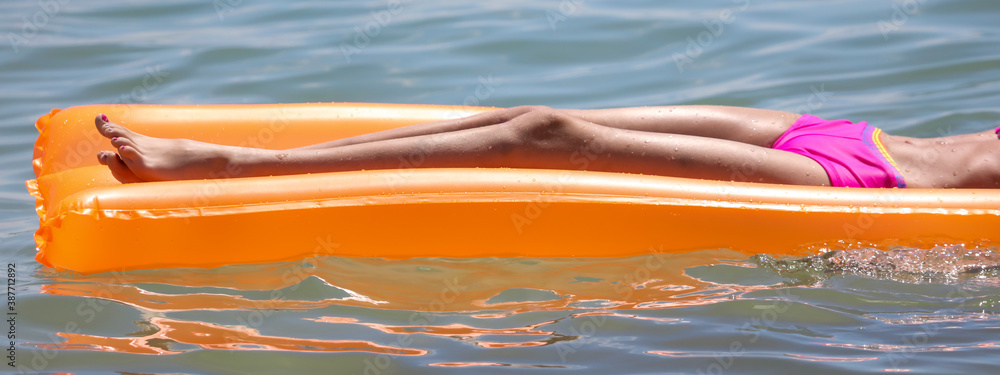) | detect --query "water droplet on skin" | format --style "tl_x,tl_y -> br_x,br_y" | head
953,172 -> 959,176
951,149 -> 956,152
673,147 -> 679,151
276,153 -> 287,160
